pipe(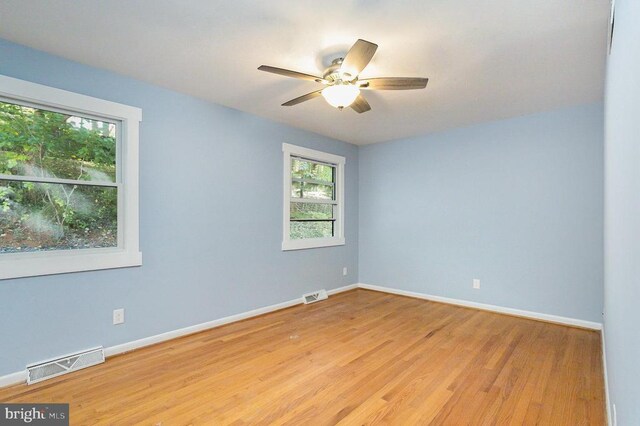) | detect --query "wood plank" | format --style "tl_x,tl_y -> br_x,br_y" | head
0,289 -> 605,425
